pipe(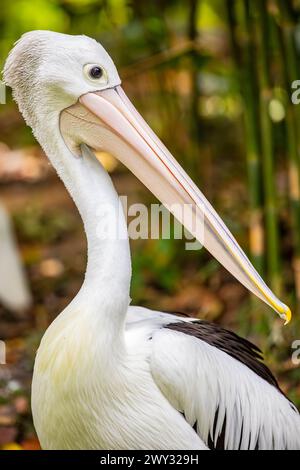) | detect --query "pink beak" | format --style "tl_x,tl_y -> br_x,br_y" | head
60,85 -> 291,324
